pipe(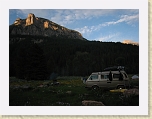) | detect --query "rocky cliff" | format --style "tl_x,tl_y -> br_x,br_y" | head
9,13 -> 86,40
